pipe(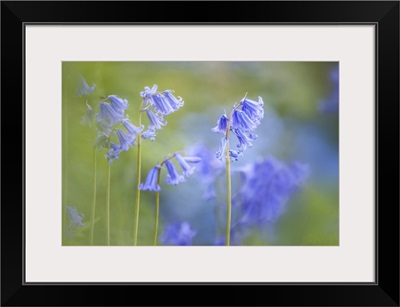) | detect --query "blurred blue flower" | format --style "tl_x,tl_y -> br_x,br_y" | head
76,75 -> 95,97
97,101 -> 124,128
237,157 -> 309,224
188,143 -> 224,200
67,205 -> 84,228
66,205 -> 84,238
318,65 -> 339,113
159,222 -> 196,246
139,165 -> 162,192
